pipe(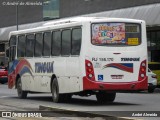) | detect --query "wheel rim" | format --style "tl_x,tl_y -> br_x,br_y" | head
53,85 -> 58,100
